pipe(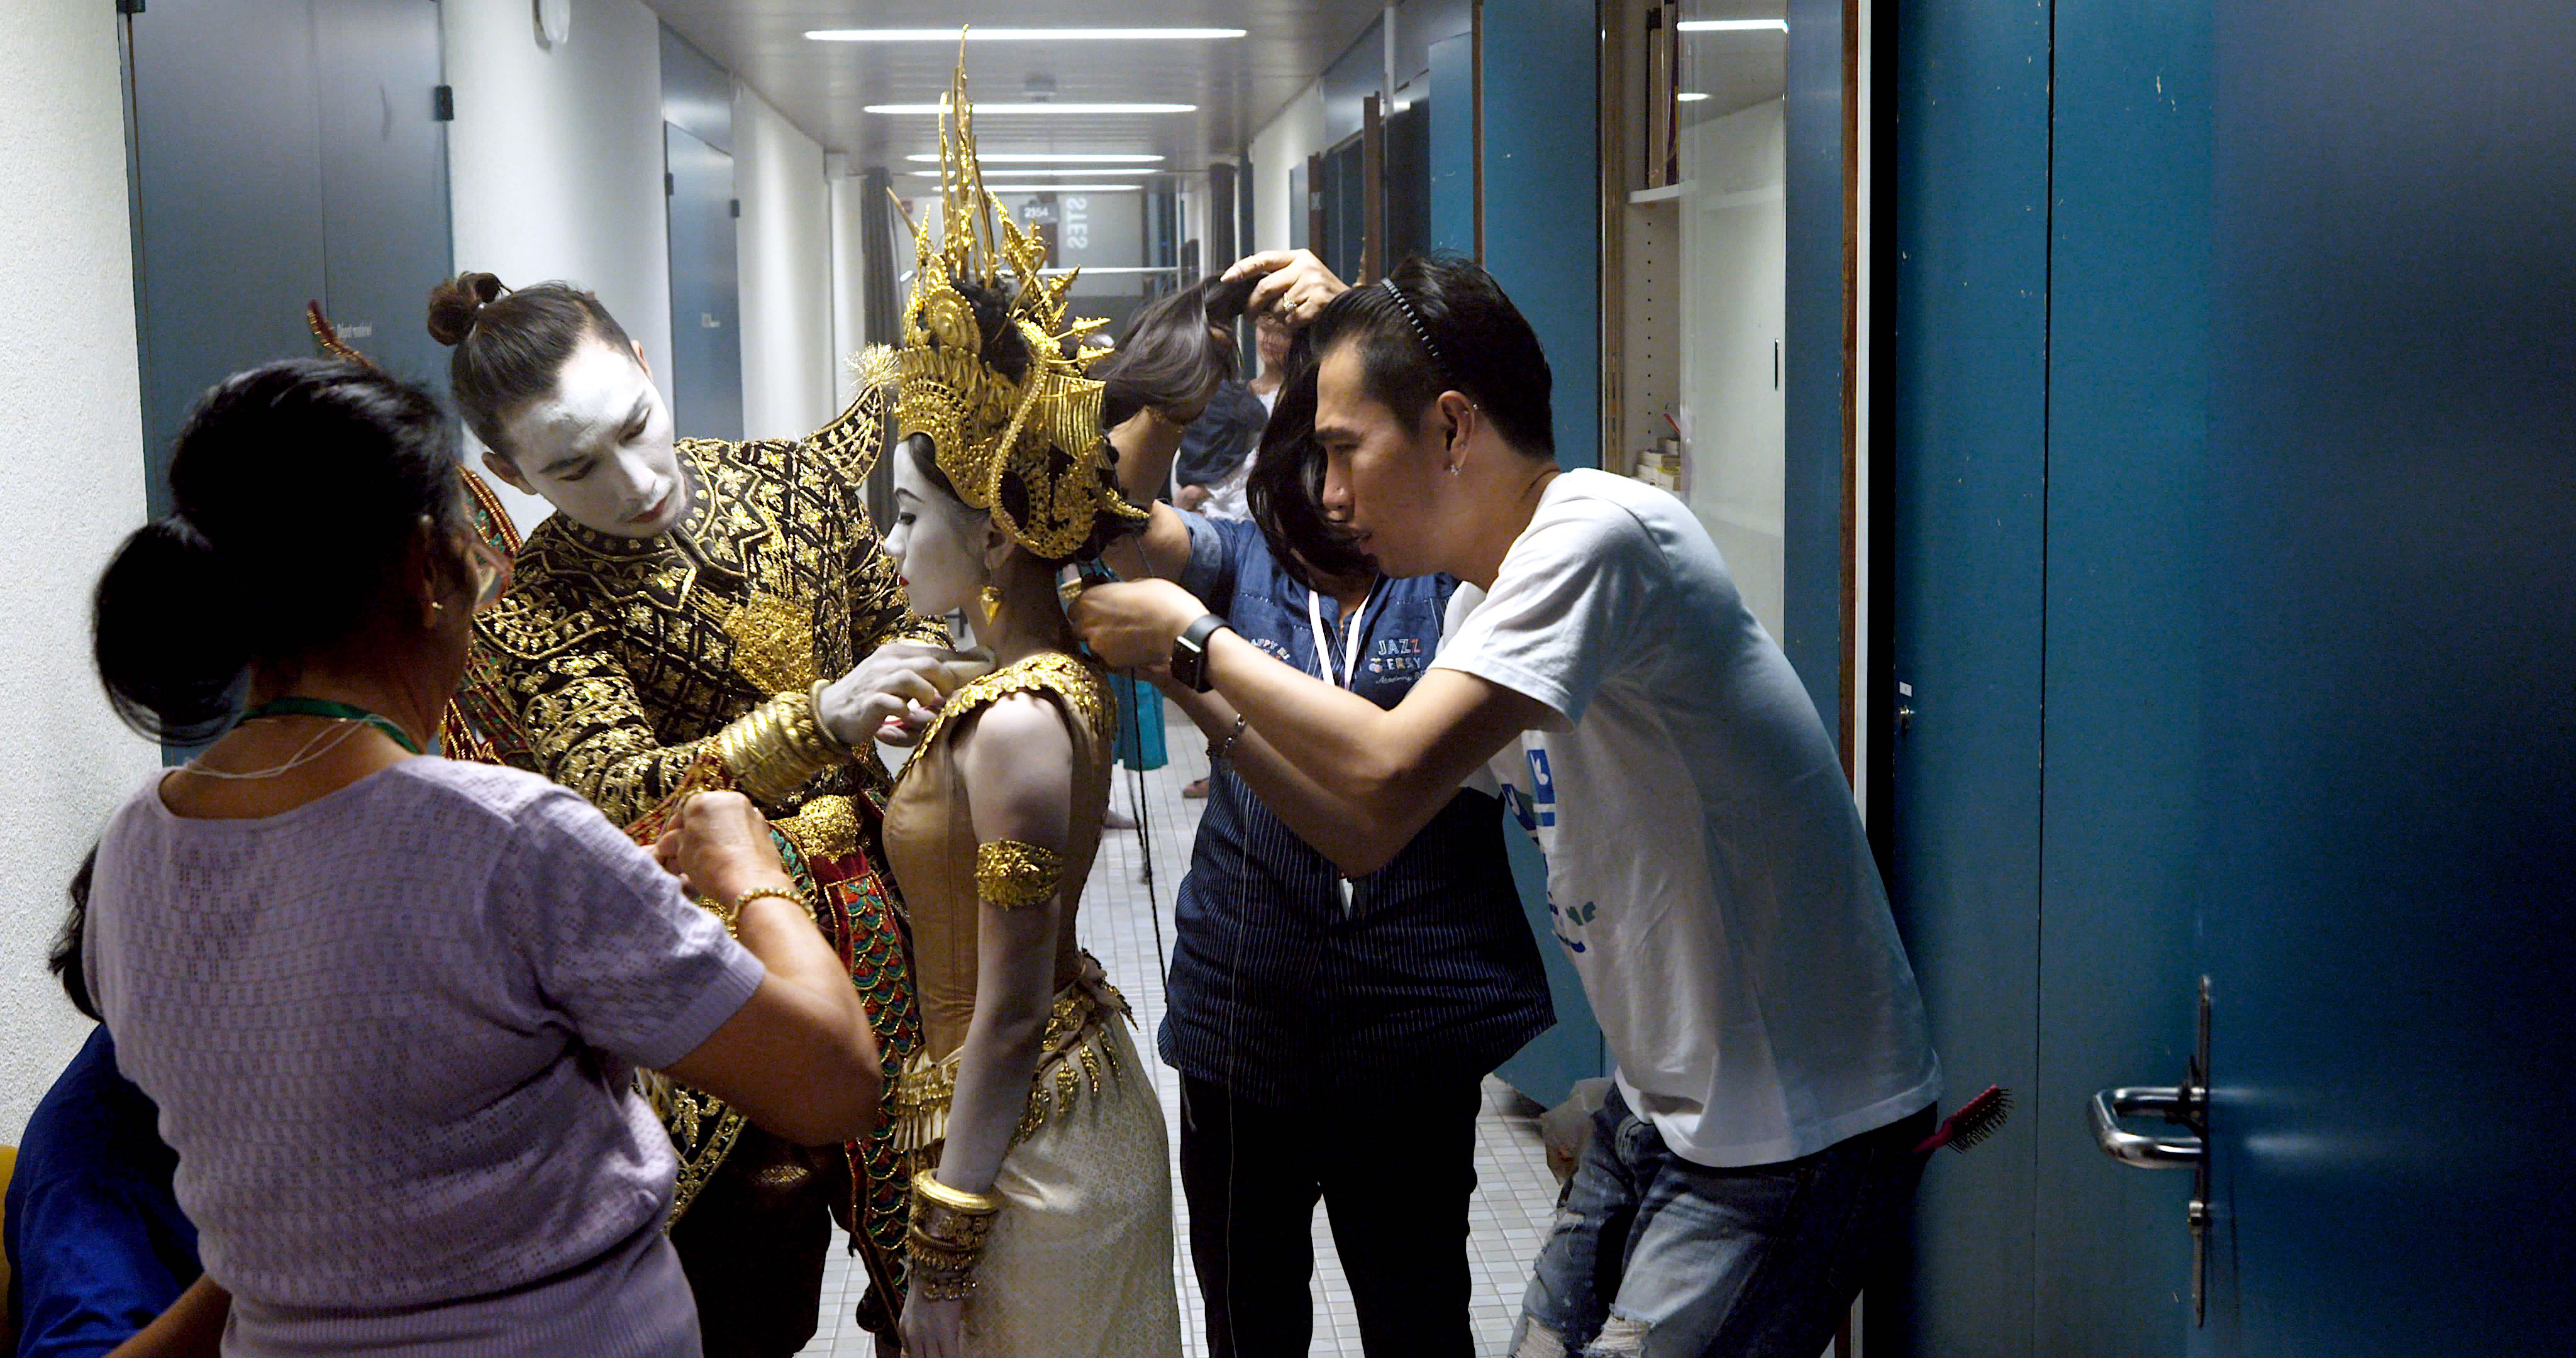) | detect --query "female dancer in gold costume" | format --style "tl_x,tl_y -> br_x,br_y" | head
867,63 -> 1182,1358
